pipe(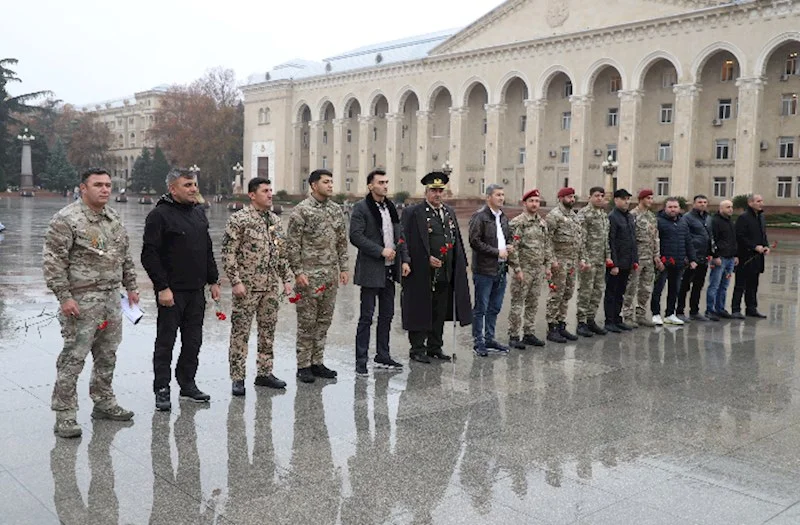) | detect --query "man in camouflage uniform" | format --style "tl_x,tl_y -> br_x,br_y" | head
222,177 -> 293,396
575,187 -> 613,338
545,187 -> 588,343
622,189 -> 662,327
286,169 -> 349,384
507,188 -> 552,348
43,168 -> 139,438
